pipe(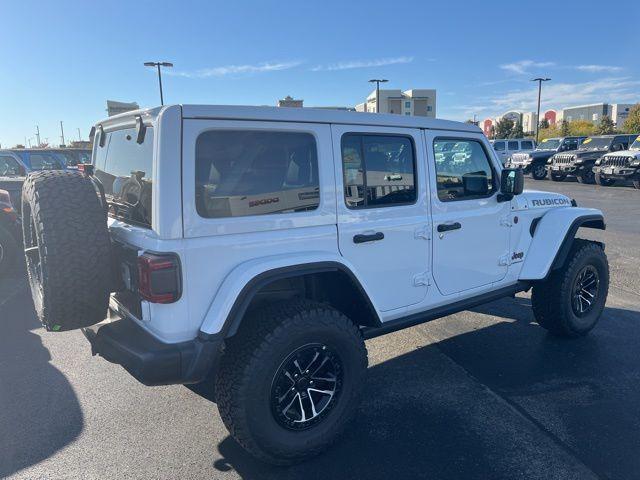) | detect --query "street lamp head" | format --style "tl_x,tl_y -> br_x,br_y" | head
531,77 -> 551,82
144,62 -> 157,67
160,62 -> 174,67
369,79 -> 389,83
